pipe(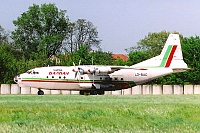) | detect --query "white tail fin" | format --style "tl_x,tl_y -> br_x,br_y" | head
132,34 -> 188,72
